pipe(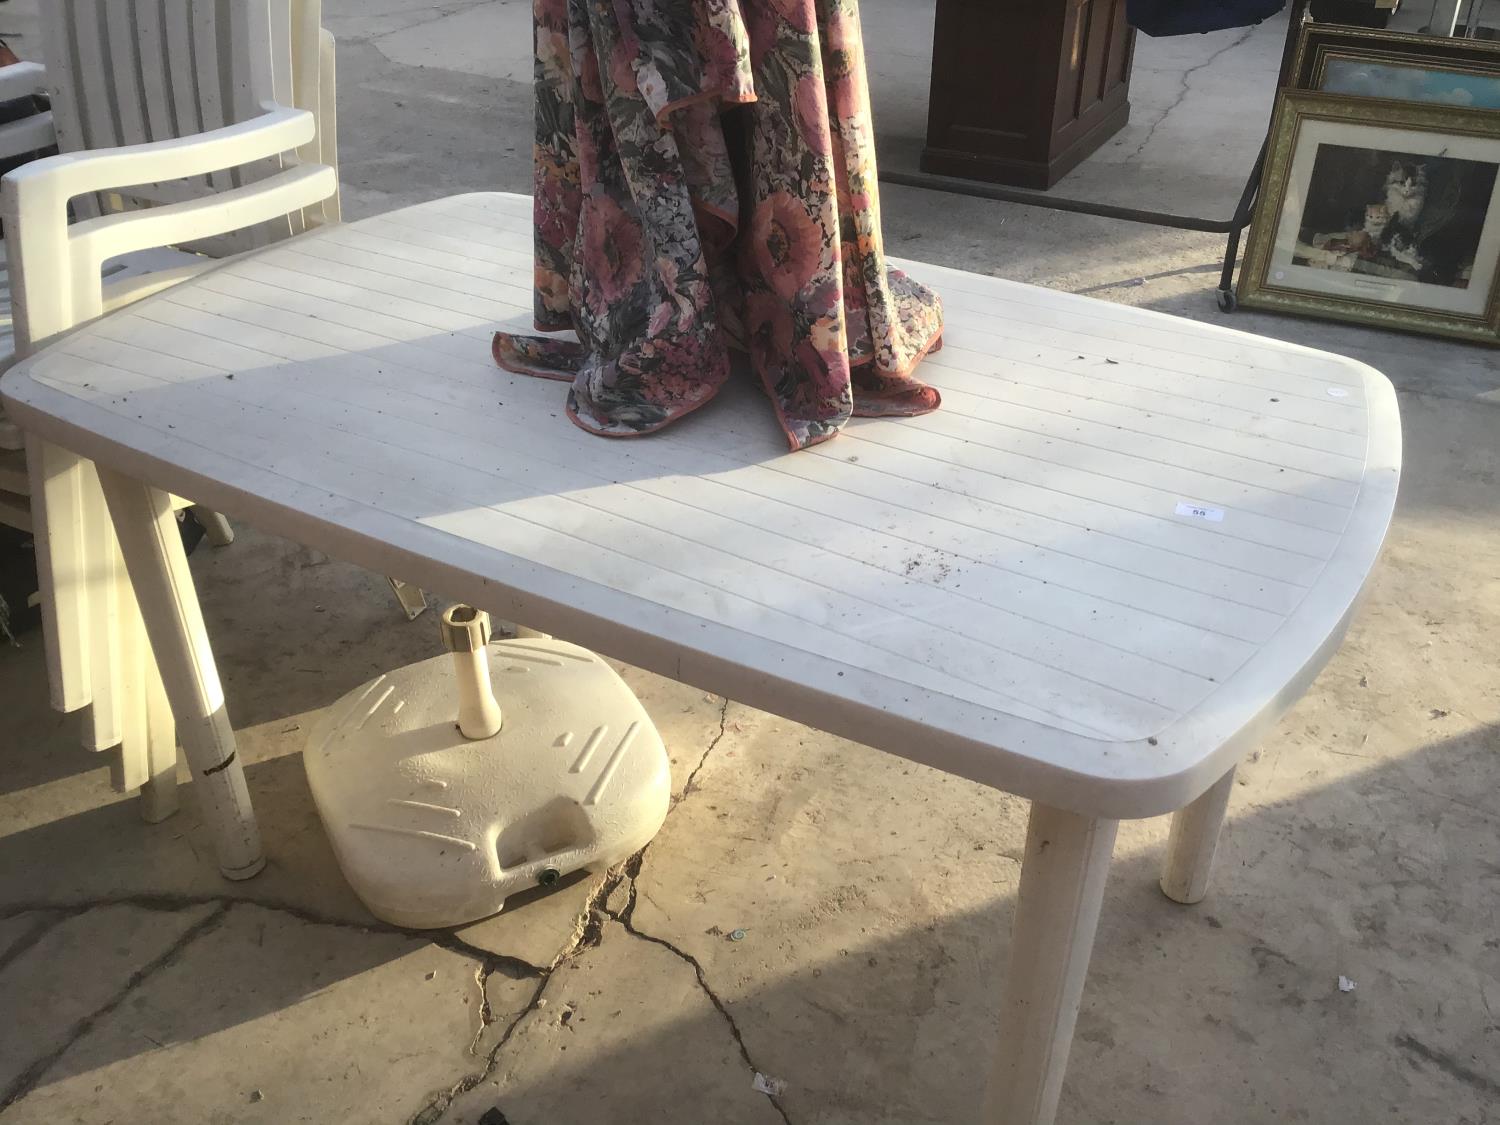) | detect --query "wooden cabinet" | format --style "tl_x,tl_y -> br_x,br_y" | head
922,0 -> 1136,189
